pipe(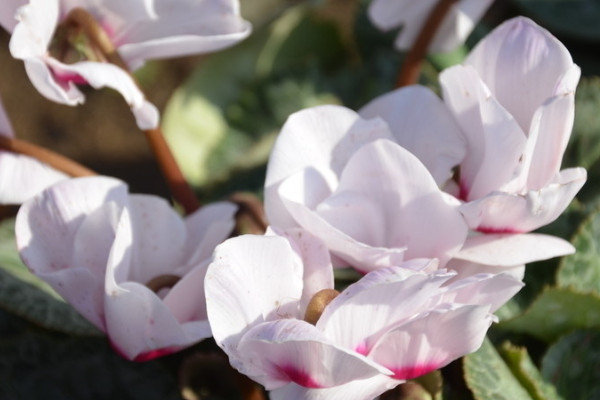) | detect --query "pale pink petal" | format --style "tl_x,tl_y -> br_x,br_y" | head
15,176 -> 129,329
440,65 -> 527,199
459,167 -> 587,232
368,0 -> 425,31
270,375 -> 399,400
359,85 -> 466,186
441,270 -> 524,313
455,233 -> 575,266
183,201 -> 237,265
0,153 -> 68,204
118,0 -> 252,69
123,195 -> 187,284
465,17 -> 576,132
270,228 -> 334,315
9,0 -> 58,58
265,105 -> 392,228
369,305 -> 492,379
317,267 -> 453,353
318,140 -> 467,266
46,59 -> 159,129
446,259 -> 525,281
104,207 -> 209,360
526,91 -> 577,189
0,0 -> 27,31
23,58 -> 85,105
205,235 -> 304,363
237,319 -> 390,390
